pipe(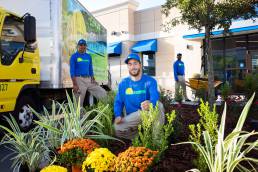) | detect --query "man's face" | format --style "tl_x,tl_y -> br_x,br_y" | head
78,44 -> 86,53
127,59 -> 141,77
177,55 -> 182,60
